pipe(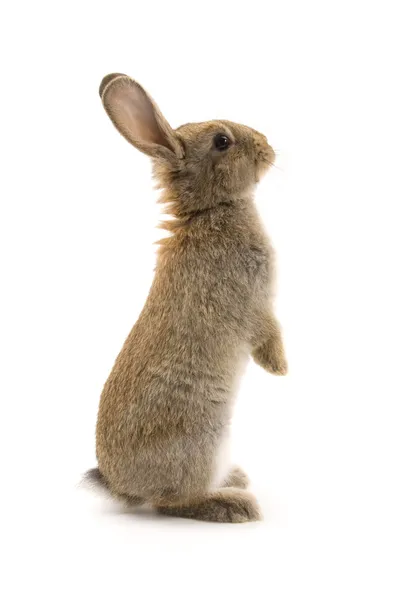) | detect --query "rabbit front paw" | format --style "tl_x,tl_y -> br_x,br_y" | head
252,338 -> 288,376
